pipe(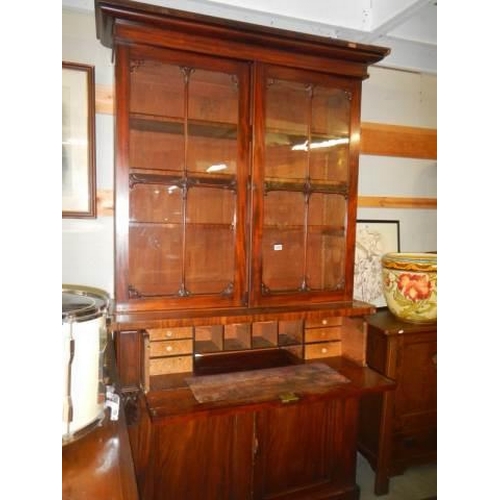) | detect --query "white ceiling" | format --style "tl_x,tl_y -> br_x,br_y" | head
62,0 -> 437,74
